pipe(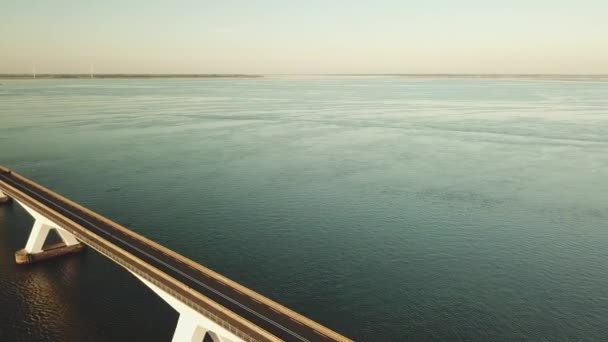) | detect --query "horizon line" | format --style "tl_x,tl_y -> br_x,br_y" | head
2,73 -> 608,77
